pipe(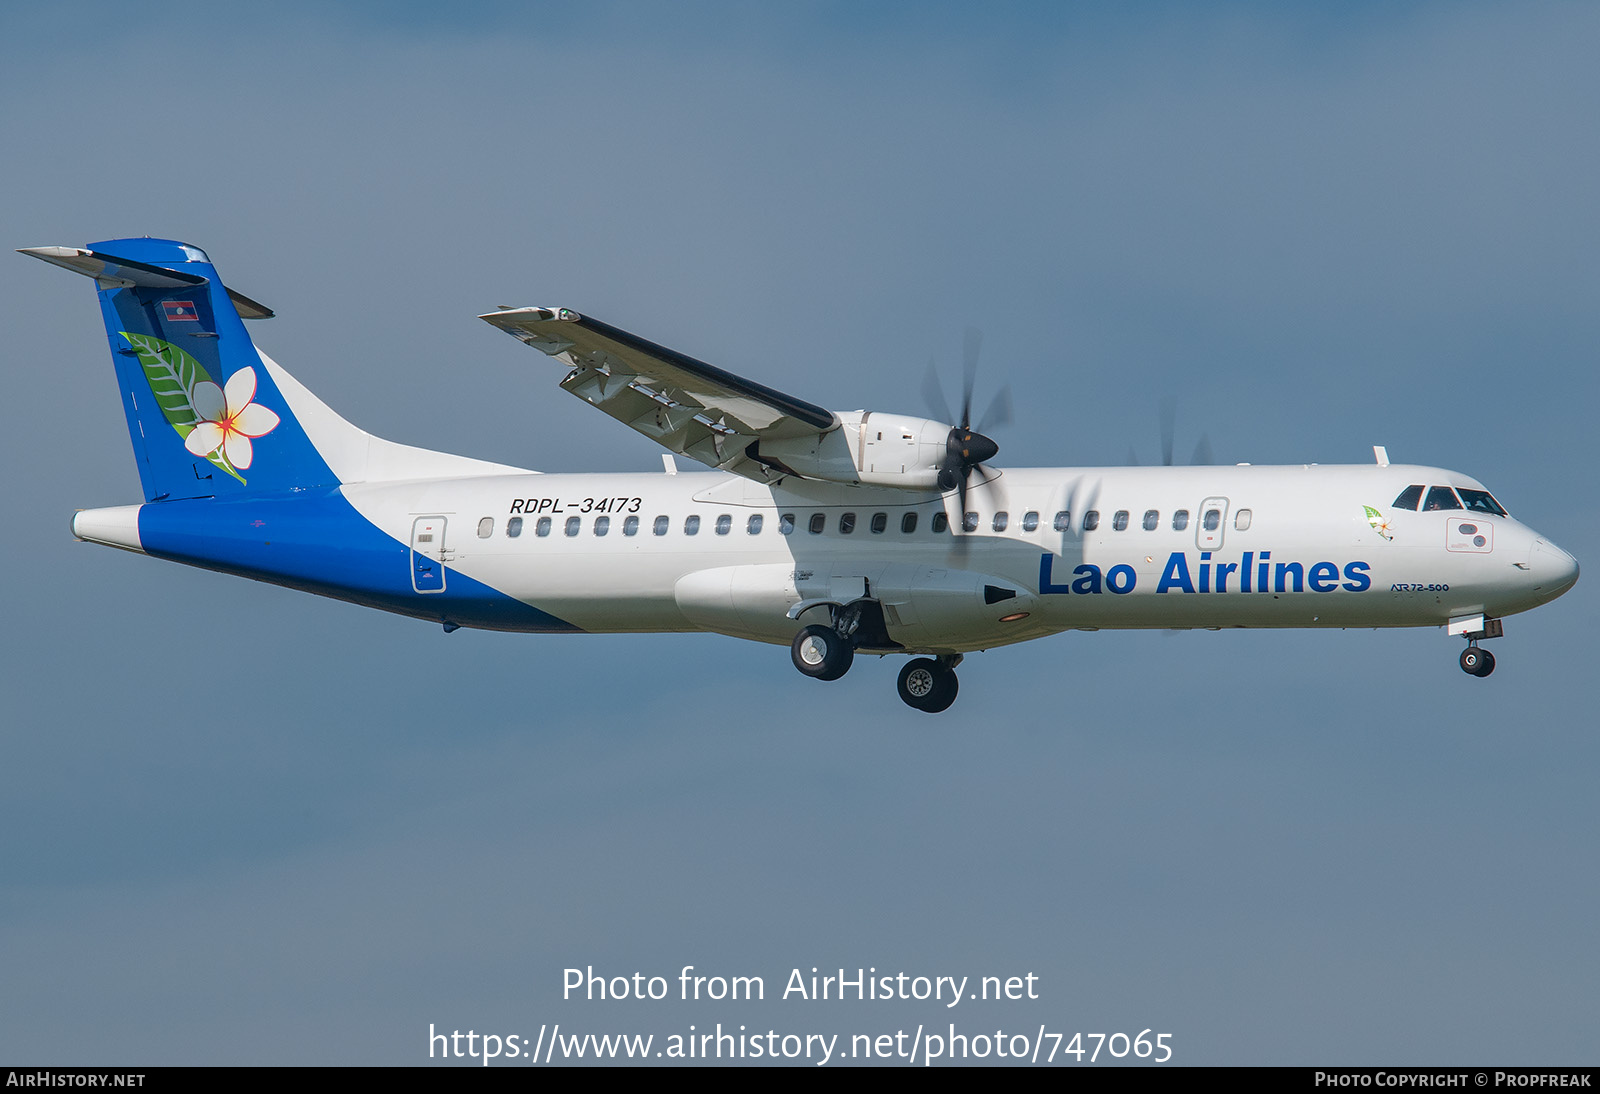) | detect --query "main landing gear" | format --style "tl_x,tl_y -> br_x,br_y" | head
788,602 -> 962,712
791,624 -> 854,681
896,656 -> 961,714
